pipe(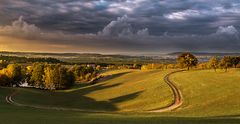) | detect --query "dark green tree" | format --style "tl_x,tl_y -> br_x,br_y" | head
0,74 -> 11,86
